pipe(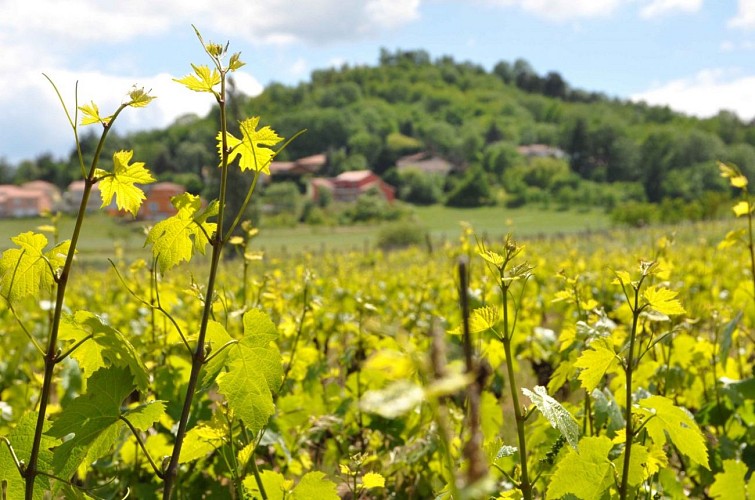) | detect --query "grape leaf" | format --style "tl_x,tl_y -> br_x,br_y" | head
78,101 -> 111,126
292,471 -> 340,499
216,309 -> 282,433
0,232 -> 70,302
614,443 -> 650,487
218,116 -> 283,173
637,395 -> 709,469
59,310 -> 150,390
244,470 -> 288,500
522,385 -> 579,449
145,193 -> 218,273
709,459 -> 749,499
97,150 -> 155,217
574,337 -> 617,391
642,286 -> 686,316
546,435 -> 614,500
0,413 -> 56,499
179,423 -> 225,464
362,472 -> 386,489
174,64 -> 221,93
733,200 -> 752,217
47,367 -> 164,474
